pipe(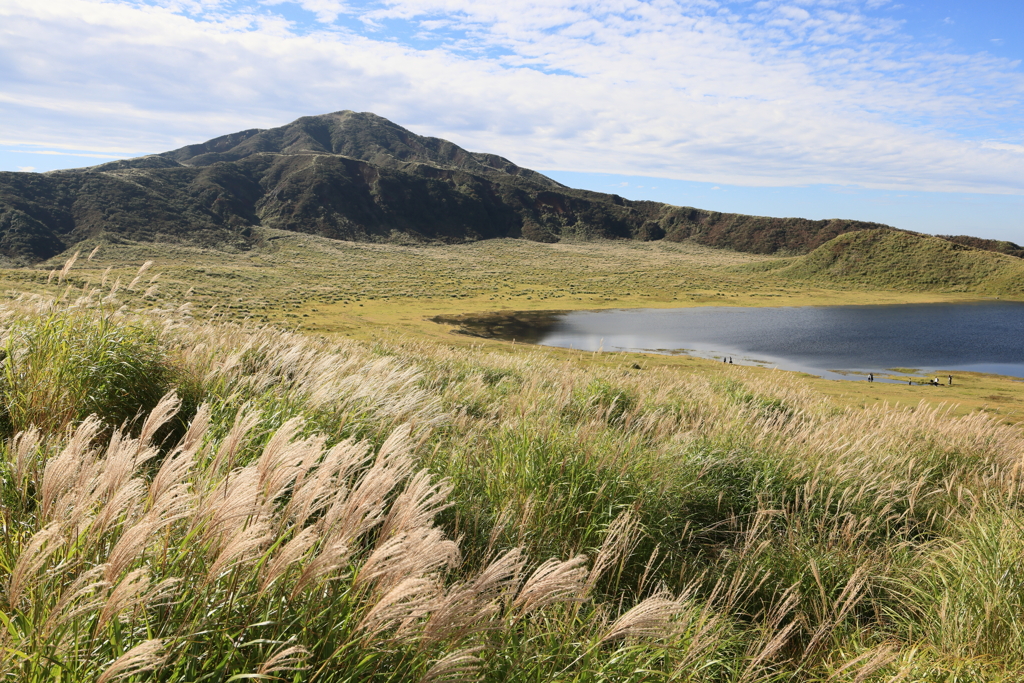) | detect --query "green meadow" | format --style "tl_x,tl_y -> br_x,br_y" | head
0,234 -> 1022,681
